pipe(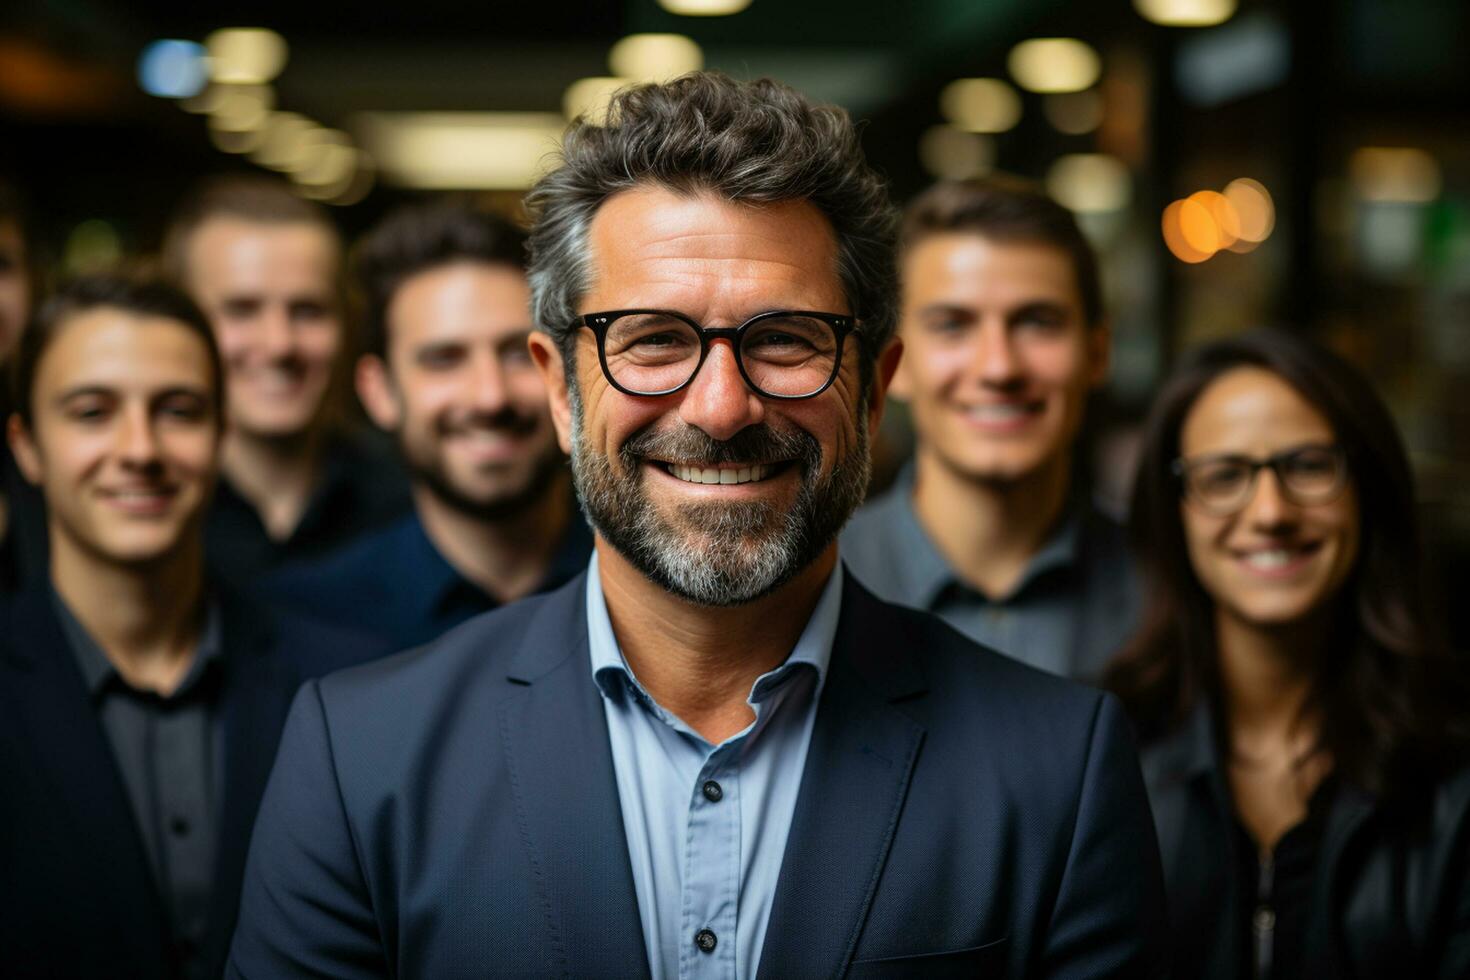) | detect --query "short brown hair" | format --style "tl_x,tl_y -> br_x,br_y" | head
901,177 -> 1104,327
527,72 -> 899,373
161,175 -> 340,287
353,203 -> 527,359
10,274 -> 224,428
